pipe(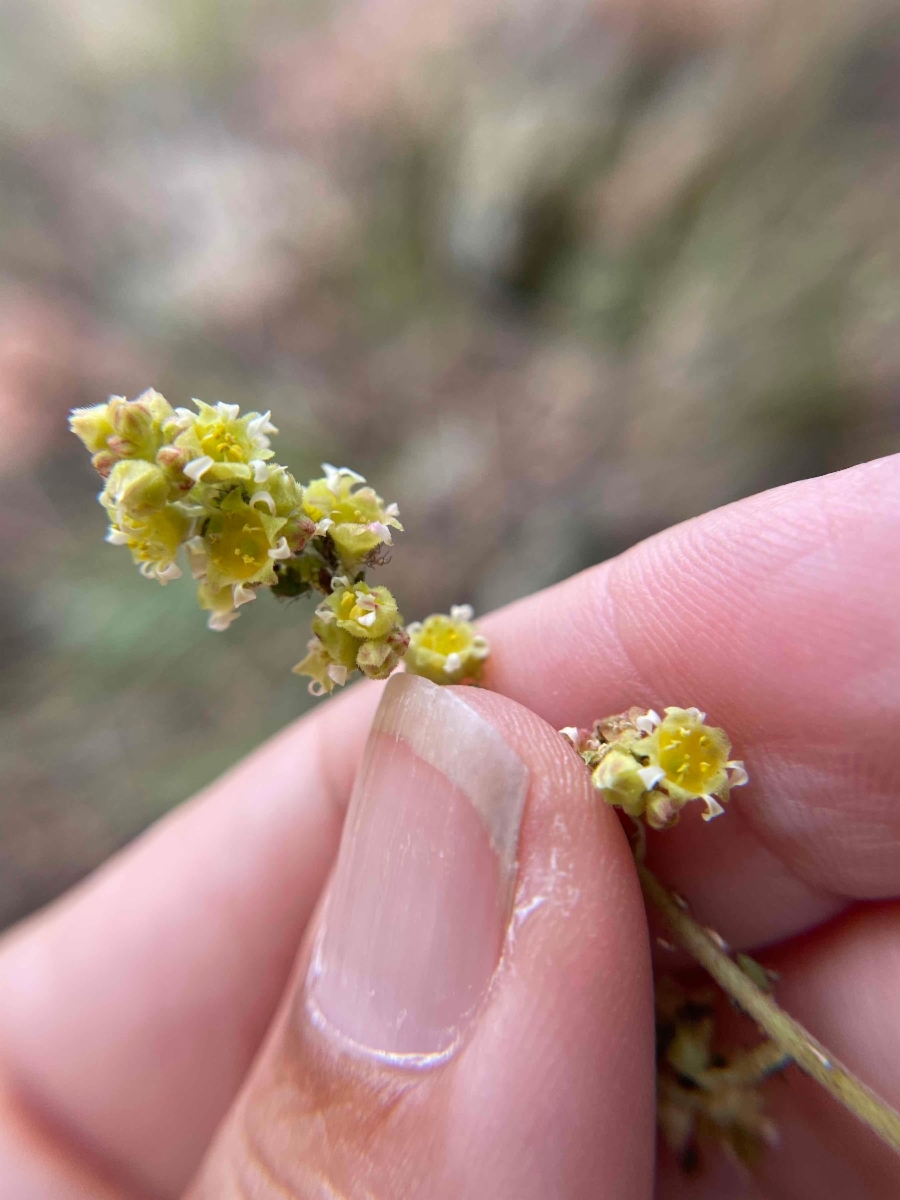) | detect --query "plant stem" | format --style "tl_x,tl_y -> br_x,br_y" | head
637,860 -> 900,1156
